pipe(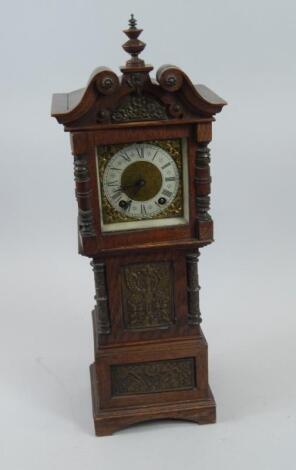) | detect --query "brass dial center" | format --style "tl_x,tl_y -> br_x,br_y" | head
121,161 -> 162,202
